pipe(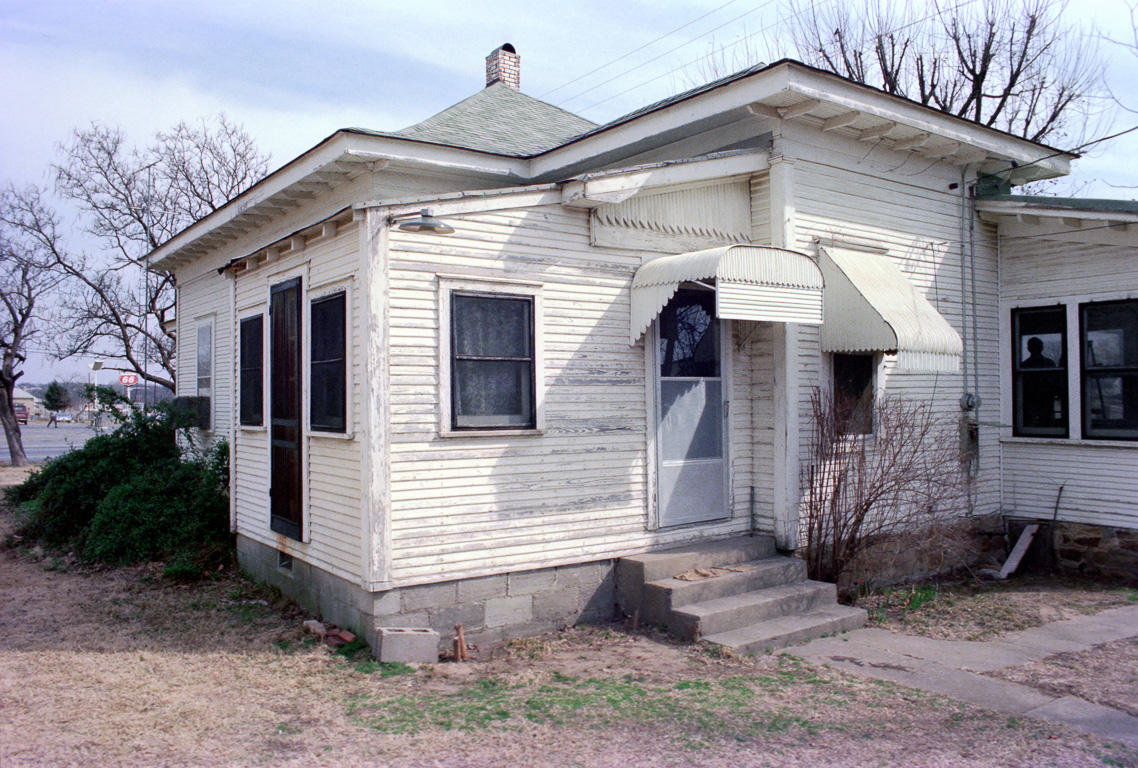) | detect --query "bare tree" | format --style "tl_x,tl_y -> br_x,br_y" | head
0,220 -> 63,465
2,115 -> 269,392
787,0 -> 1110,147
801,389 -> 969,593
